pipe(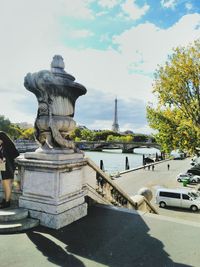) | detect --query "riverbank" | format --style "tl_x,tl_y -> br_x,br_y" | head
118,158 -> 171,176
85,147 -> 161,173
115,157 -> 191,195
